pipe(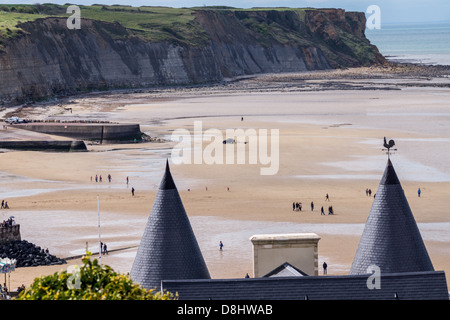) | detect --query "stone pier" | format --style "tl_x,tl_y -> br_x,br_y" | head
0,225 -> 21,245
